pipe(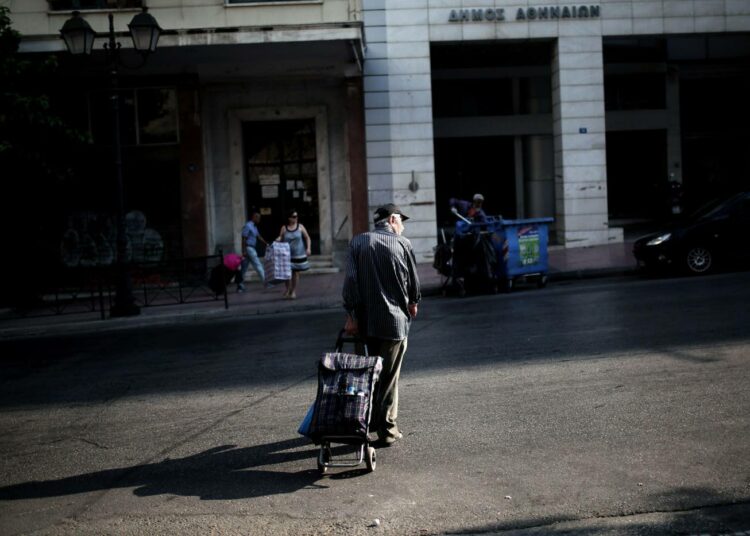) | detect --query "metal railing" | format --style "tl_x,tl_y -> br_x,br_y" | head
128,254 -> 229,310
8,266 -> 109,319
5,253 -> 230,321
